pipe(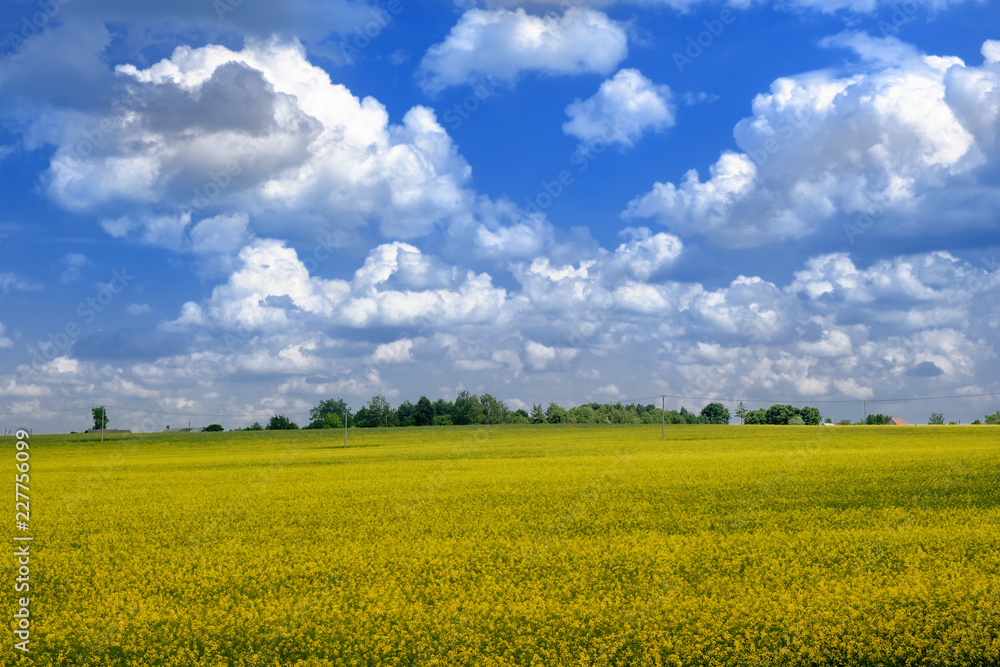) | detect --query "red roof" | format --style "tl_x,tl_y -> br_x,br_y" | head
887,417 -> 907,425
